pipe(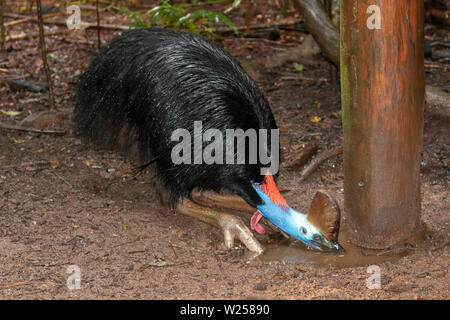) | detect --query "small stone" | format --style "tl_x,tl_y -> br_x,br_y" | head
254,282 -> 267,291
